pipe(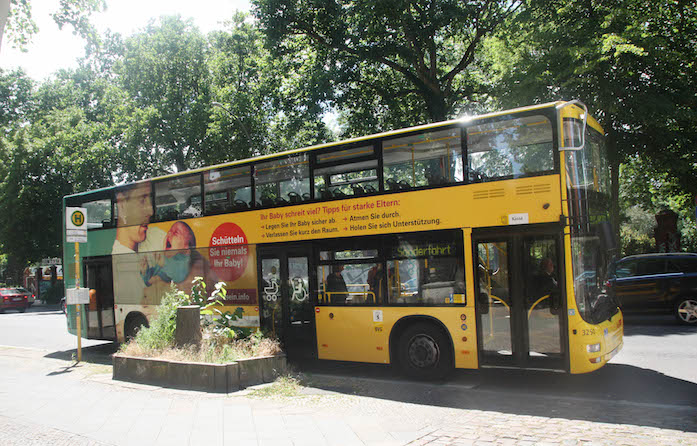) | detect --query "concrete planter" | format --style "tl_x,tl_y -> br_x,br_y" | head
112,354 -> 287,393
